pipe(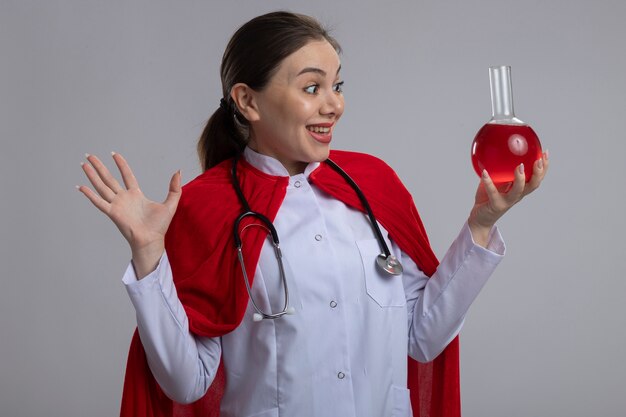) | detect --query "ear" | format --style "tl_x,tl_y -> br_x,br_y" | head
230,83 -> 260,122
